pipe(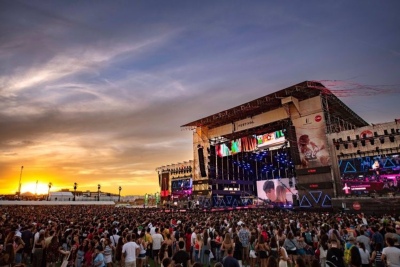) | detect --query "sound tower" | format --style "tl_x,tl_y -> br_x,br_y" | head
198,146 -> 207,177
286,124 -> 301,165
208,145 -> 216,179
